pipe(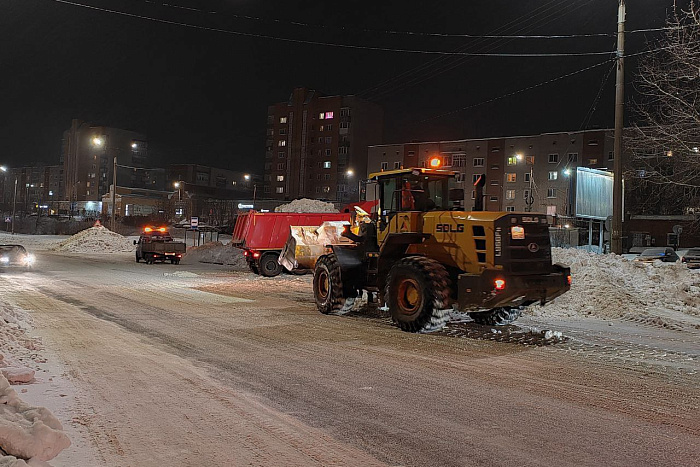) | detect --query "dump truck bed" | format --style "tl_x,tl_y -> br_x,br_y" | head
231,211 -> 351,251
